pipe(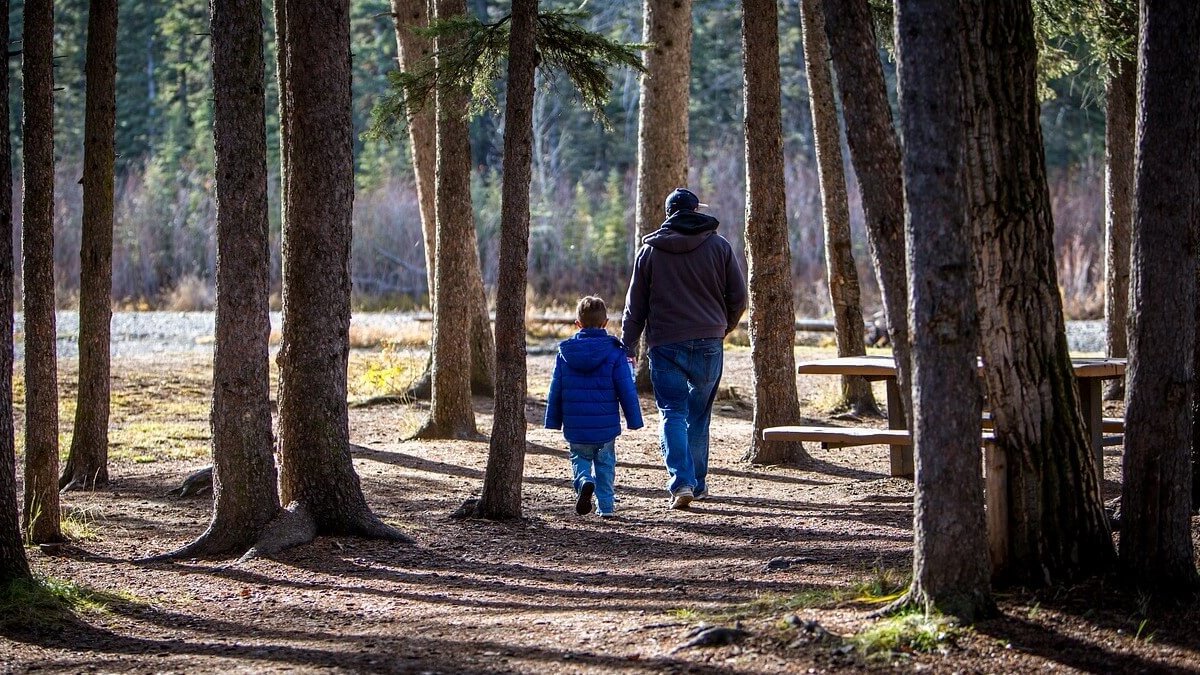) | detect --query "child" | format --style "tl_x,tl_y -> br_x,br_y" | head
545,295 -> 644,517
